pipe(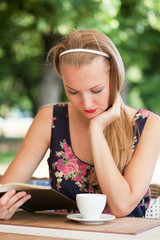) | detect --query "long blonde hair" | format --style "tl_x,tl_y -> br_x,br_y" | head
47,29 -> 133,186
